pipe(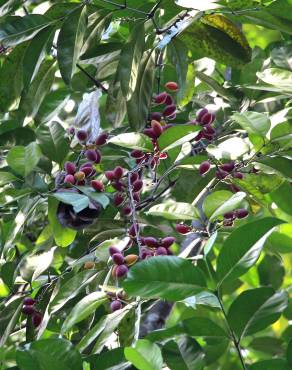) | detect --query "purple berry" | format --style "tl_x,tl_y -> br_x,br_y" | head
114,193 -> 124,207
235,208 -> 249,219
223,211 -> 235,219
64,161 -> 76,175
115,264 -> 128,279
144,128 -> 157,139
113,166 -> 123,179
165,94 -> 173,105
22,305 -> 35,315
32,312 -> 42,327
86,149 -> 98,162
23,297 -> 35,306
196,108 -> 208,122
233,172 -> 244,179
112,253 -> 125,265
95,132 -> 108,146
154,92 -> 167,104
131,150 -> 144,159
176,224 -> 191,234
76,130 -> 88,142
110,300 -> 122,312
200,112 -> 215,125
151,112 -> 162,122
220,162 -> 235,173
216,170 -> 229,179
109,246 -> 120,256
144,237 -> 159,248
64,174 -> 75,185
161,236 -> 175,248
163,104 -> 176,118
156,246 -> 168,255
199,161 -> 211,176
132,179 -> 143,192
